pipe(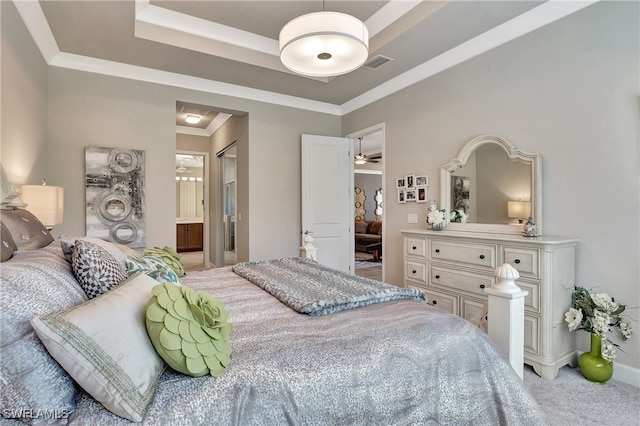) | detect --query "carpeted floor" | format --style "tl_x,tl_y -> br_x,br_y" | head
523,365 -> 640,425
354,252 -> 382,281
